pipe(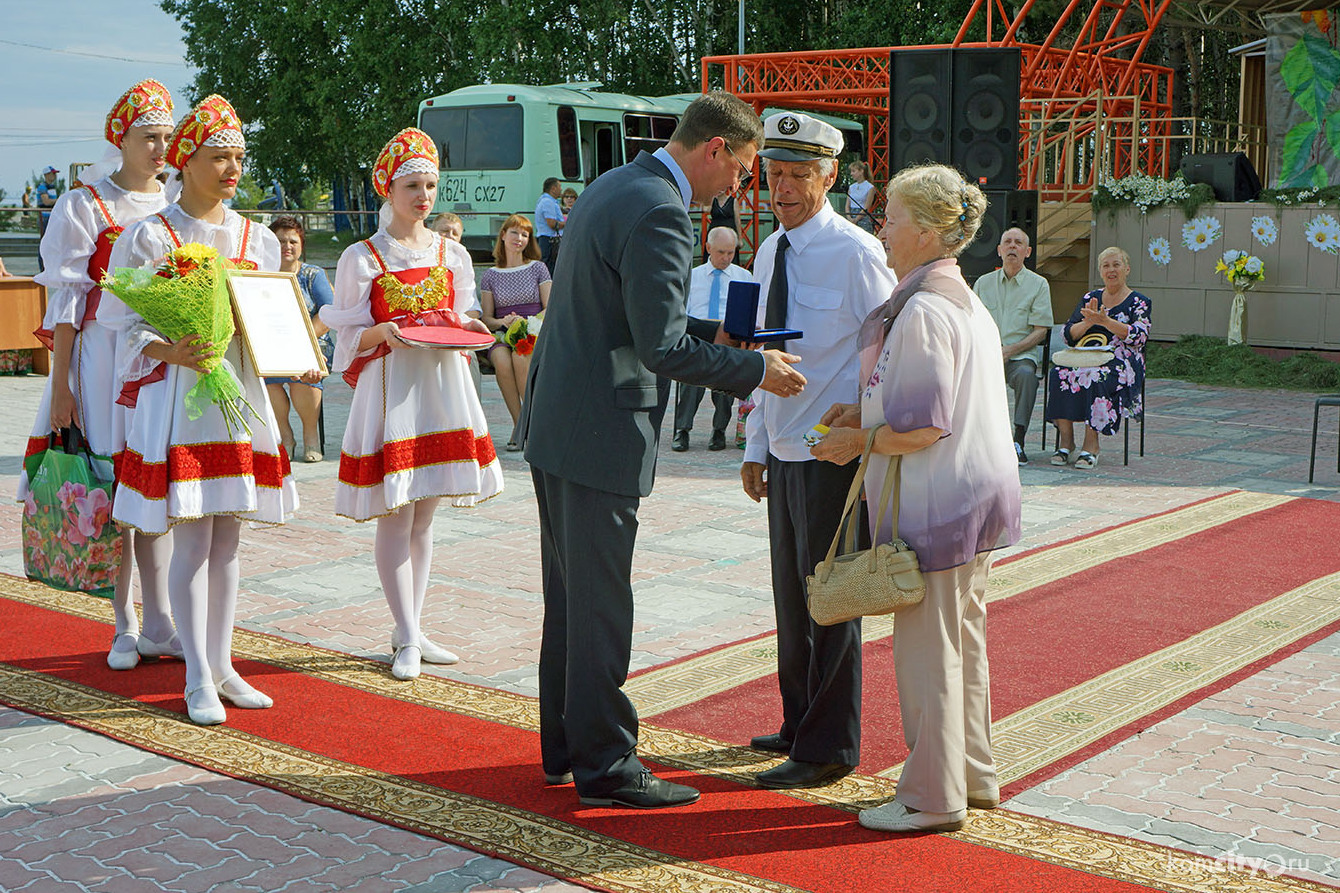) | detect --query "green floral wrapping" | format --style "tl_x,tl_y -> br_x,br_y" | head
101,251 -> 256,435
